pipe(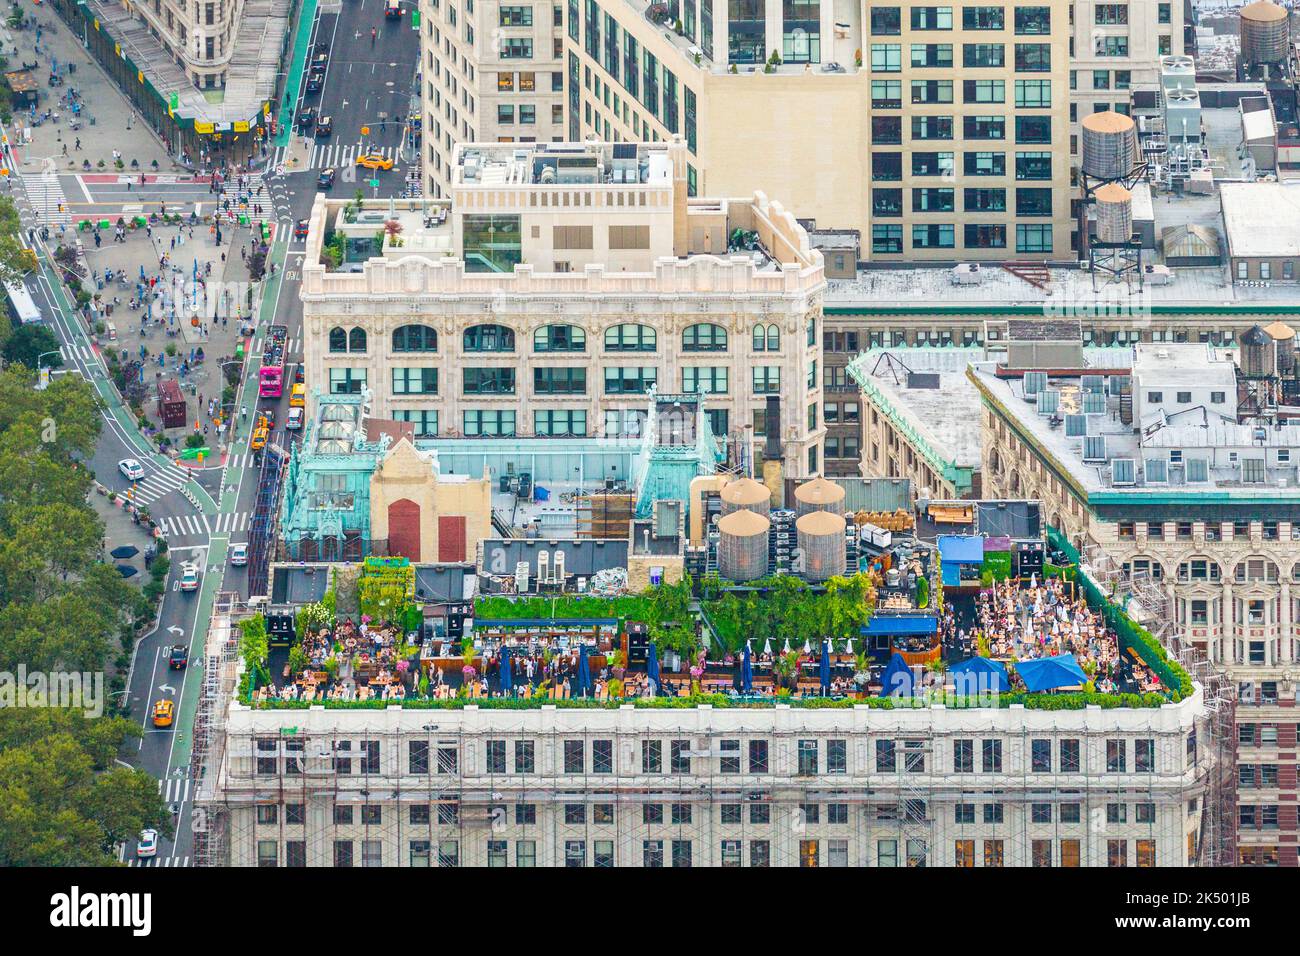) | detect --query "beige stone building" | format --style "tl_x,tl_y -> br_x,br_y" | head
421,0 -> 567,197
368,439 -> 494,563
131,0 -> 249,90
300,139 -> 827,477
562,0 -> 1072,261
1068,0 -> 1183,174
970,342 -> 1300,865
